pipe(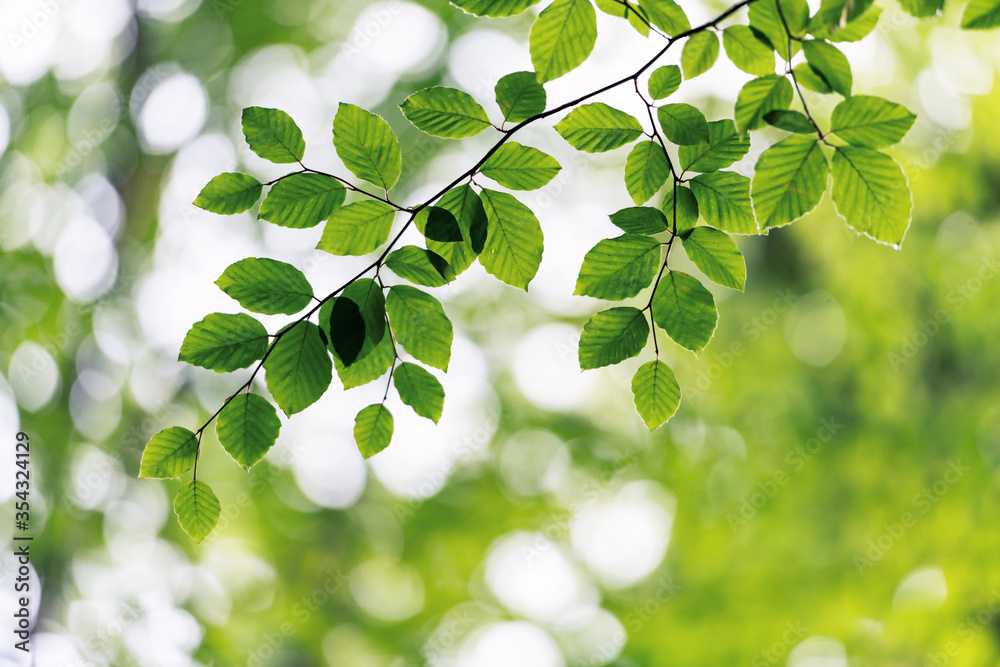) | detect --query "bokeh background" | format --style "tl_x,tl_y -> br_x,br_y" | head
1,0 -> 1000,665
